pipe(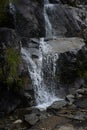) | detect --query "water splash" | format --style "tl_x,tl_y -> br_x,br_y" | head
21,38 -> 61,110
